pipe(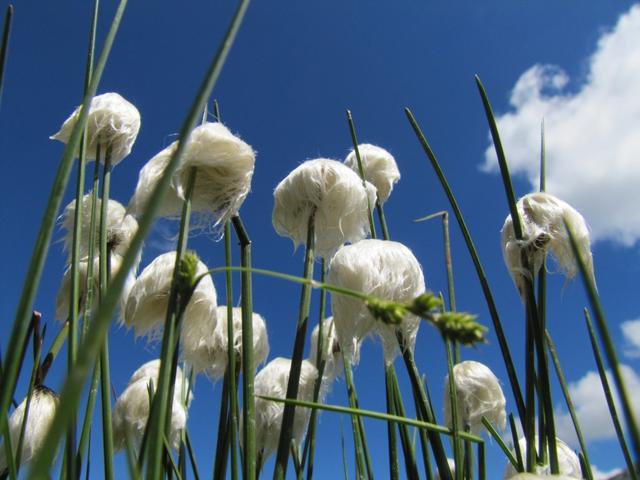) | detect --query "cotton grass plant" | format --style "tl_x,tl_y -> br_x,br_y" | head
2,3 -> 639,480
